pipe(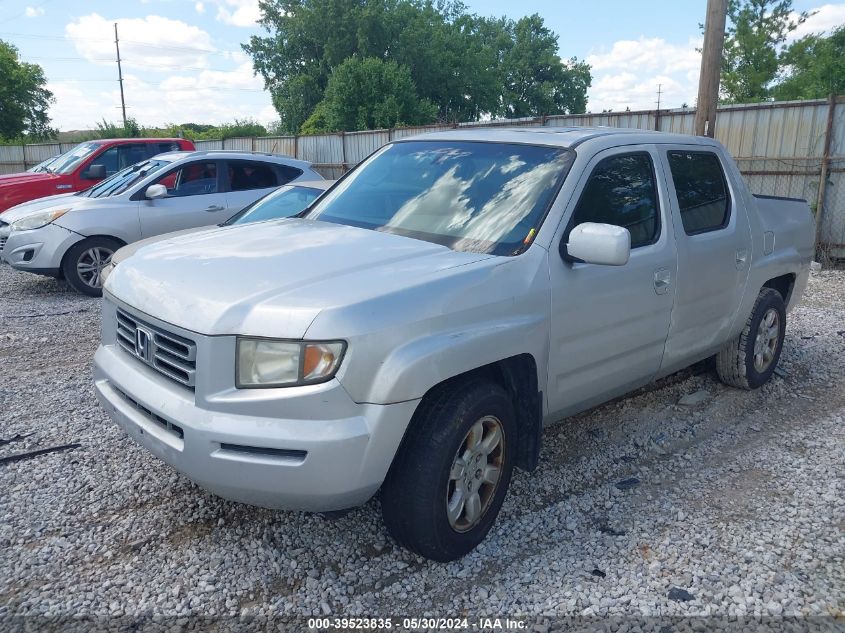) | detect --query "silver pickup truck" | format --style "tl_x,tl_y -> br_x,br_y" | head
95,128 -> 815,561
